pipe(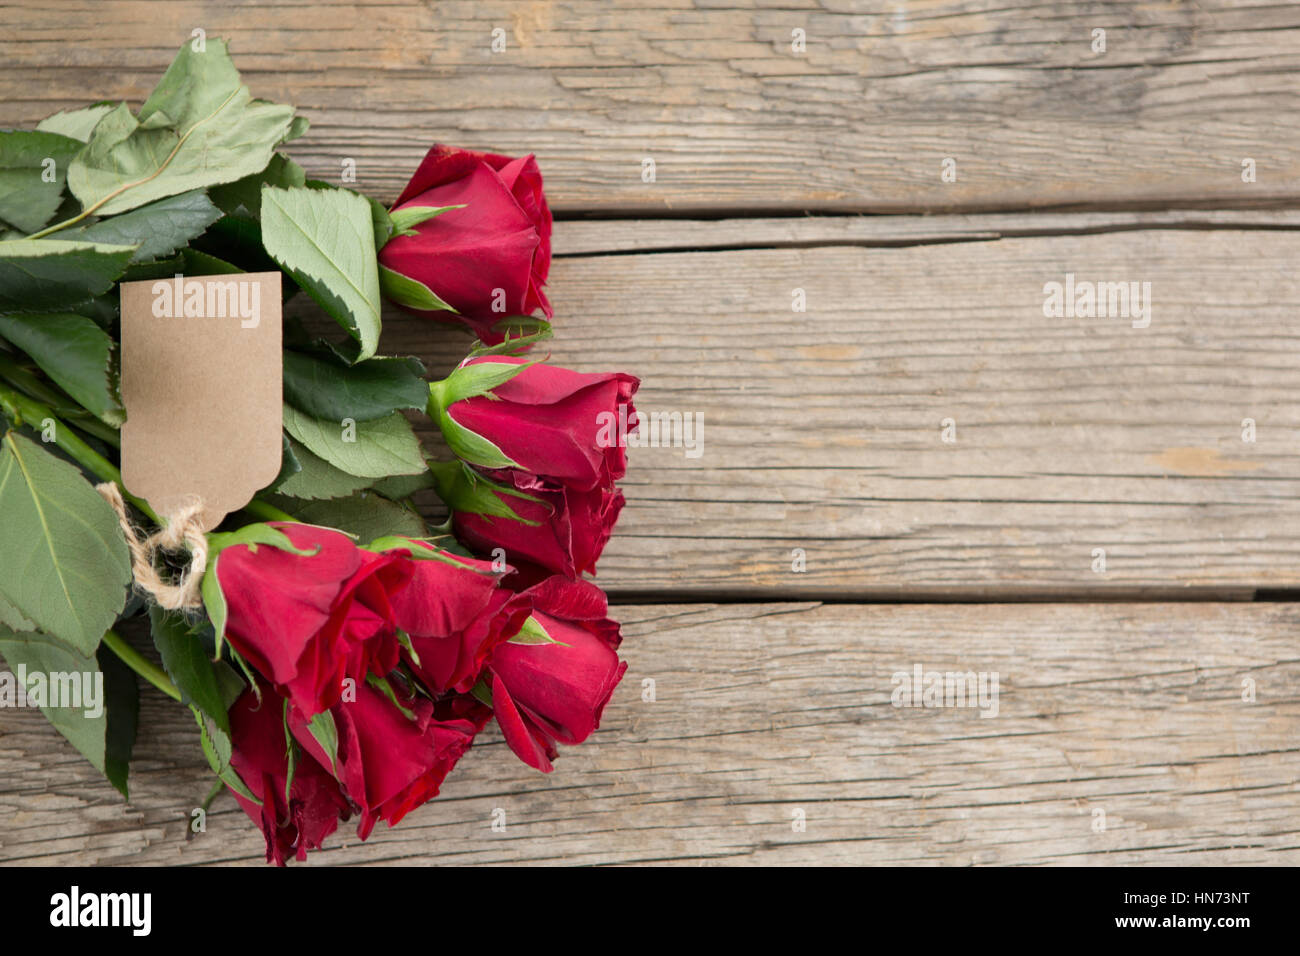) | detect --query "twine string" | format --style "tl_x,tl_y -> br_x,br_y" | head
95,483 -> 208,610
